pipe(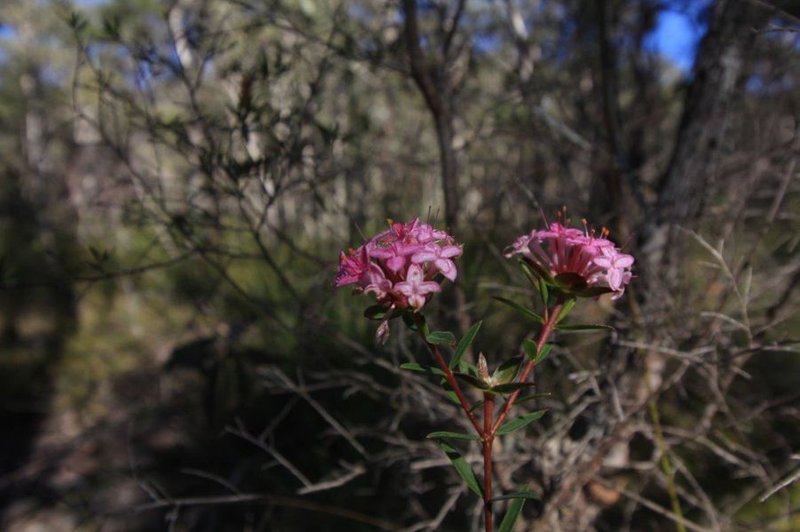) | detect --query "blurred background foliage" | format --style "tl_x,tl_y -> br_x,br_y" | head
0,0 -> 798,530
